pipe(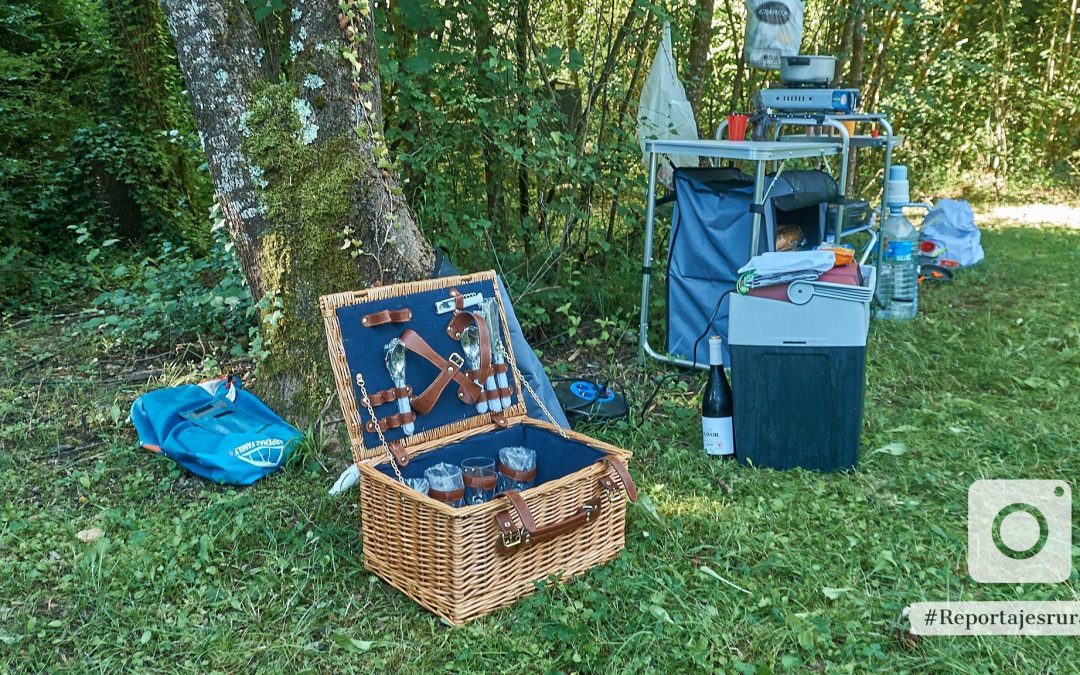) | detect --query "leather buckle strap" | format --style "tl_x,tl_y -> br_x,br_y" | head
387,440 -> 410,467
494,486 -> 605,554
604,457 -> 638,502
398,329 -> 482,414
362,385 -> 412,407
447,311 -> 493,382
497,461 -> 537,484
365,411 -> 417,433
361,308 -> 413,327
